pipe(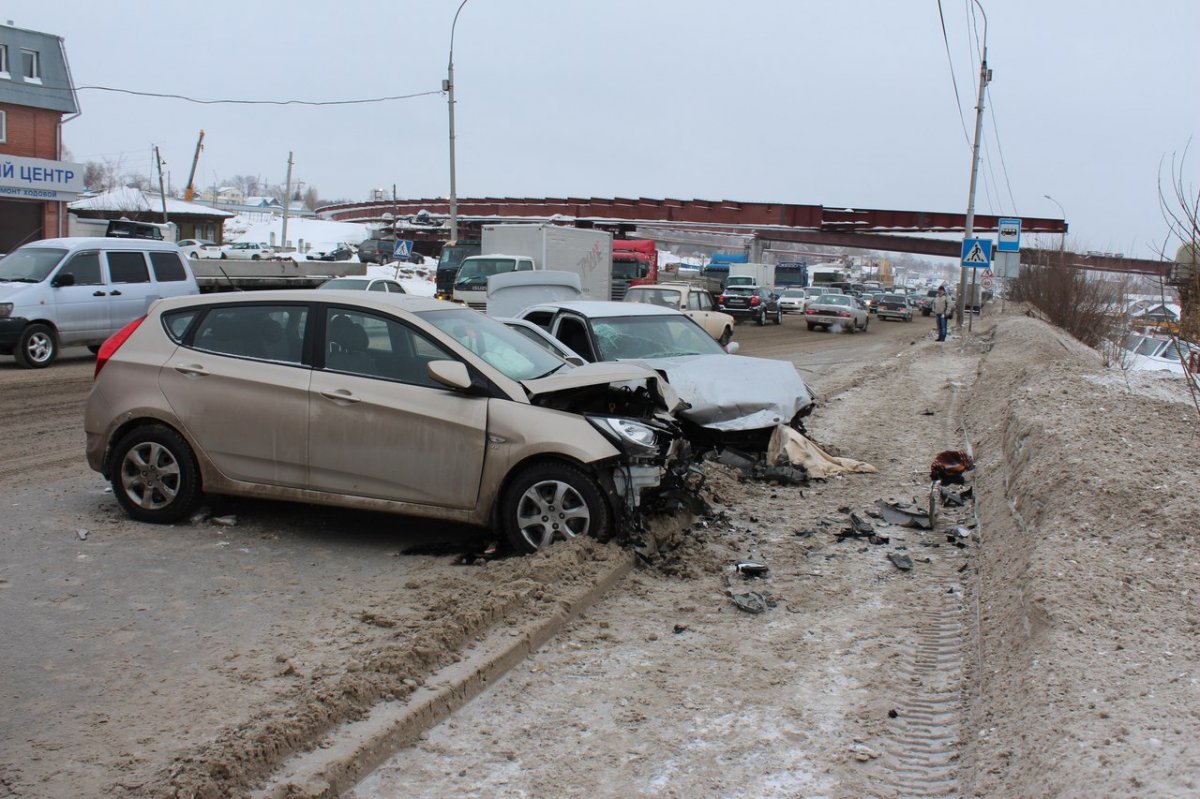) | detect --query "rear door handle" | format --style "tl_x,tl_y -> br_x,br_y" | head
110,290 -> 123,296
93,290 -> 107,297
320,389 -> 362,404
174,364 -> 209,377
